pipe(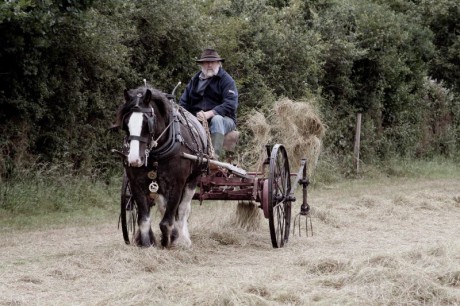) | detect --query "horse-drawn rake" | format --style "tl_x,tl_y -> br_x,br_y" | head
119,142 -> 312,248
115,84 -> 313,248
